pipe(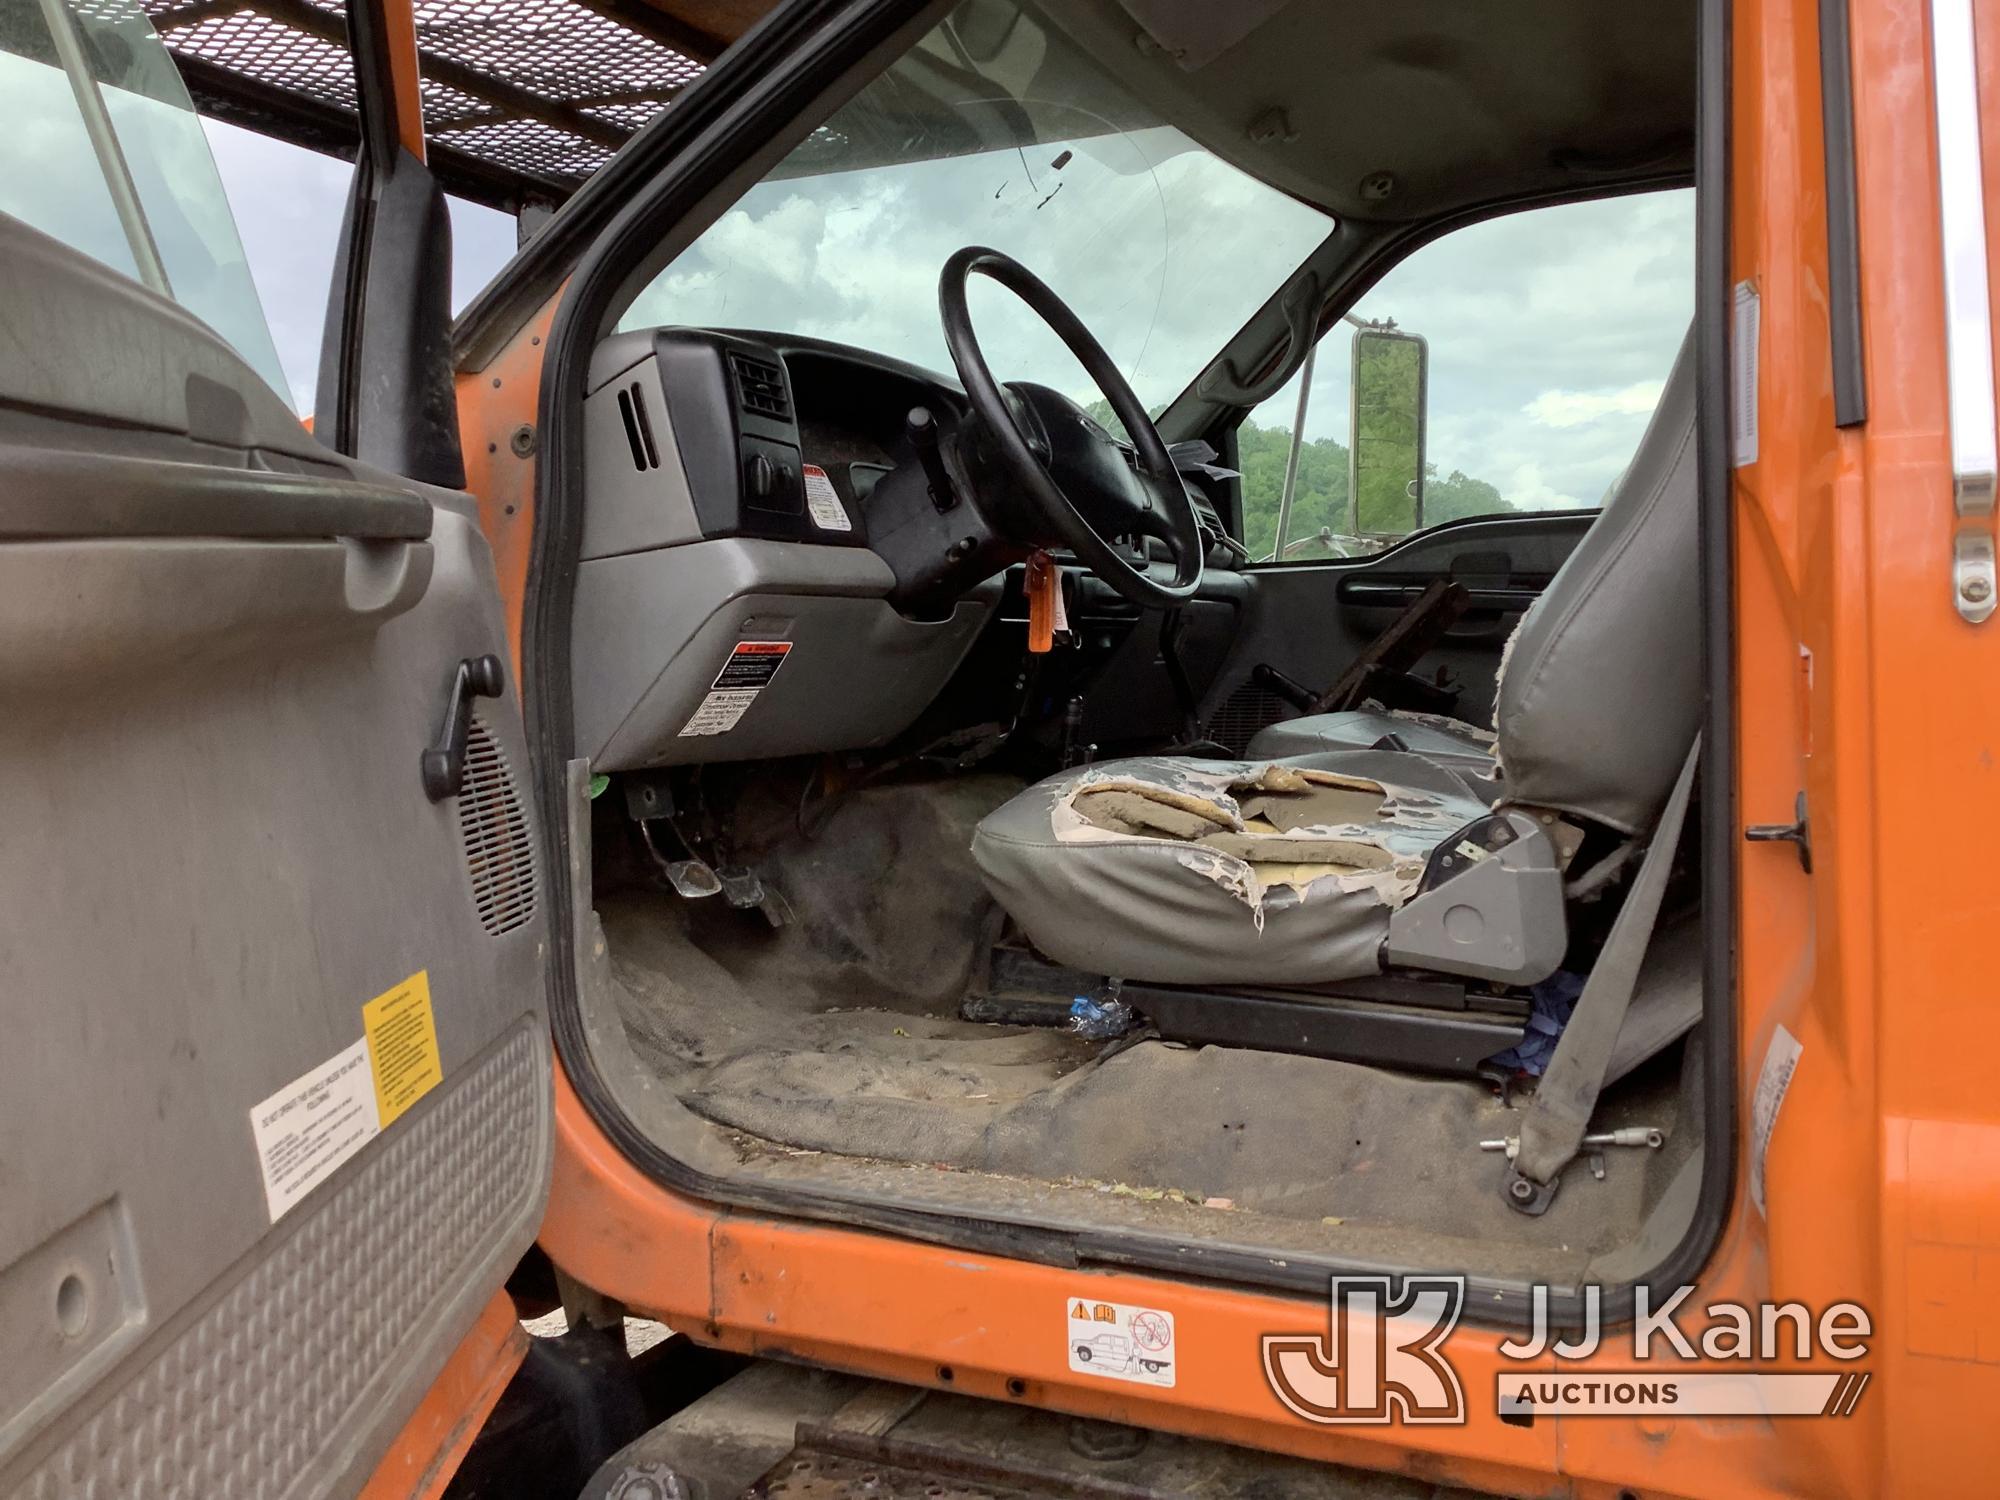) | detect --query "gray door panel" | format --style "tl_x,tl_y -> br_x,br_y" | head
0,222 -> 549,1498
1203,514 -> 1594,750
